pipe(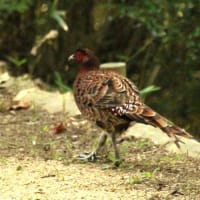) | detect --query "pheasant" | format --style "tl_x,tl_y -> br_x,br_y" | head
68,48 -> 192,165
